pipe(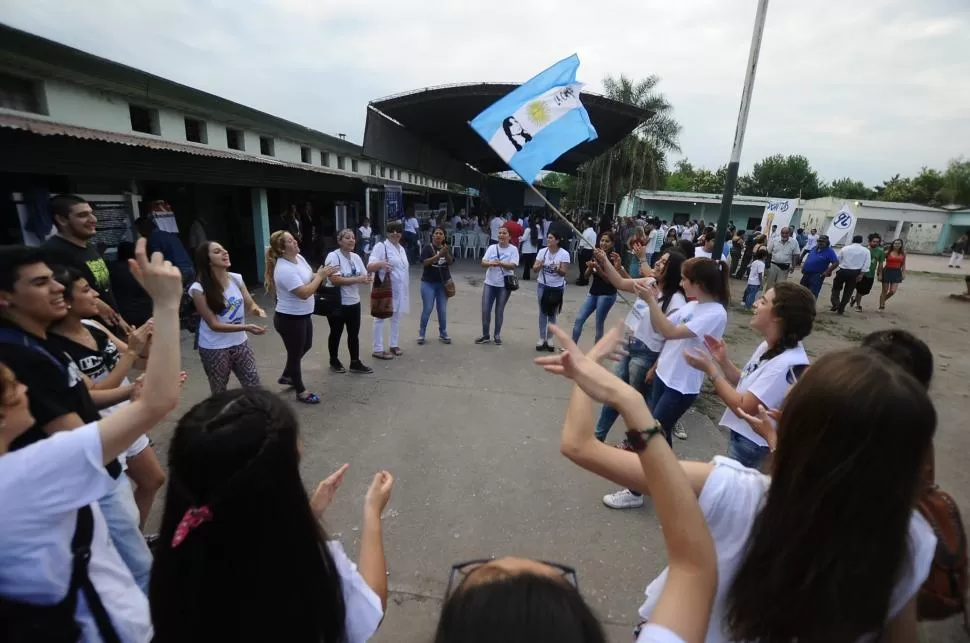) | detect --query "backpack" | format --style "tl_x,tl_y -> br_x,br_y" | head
916,449 -> 969,631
